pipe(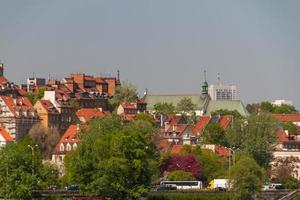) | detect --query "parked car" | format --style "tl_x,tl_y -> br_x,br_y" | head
65,185 -> 80,191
